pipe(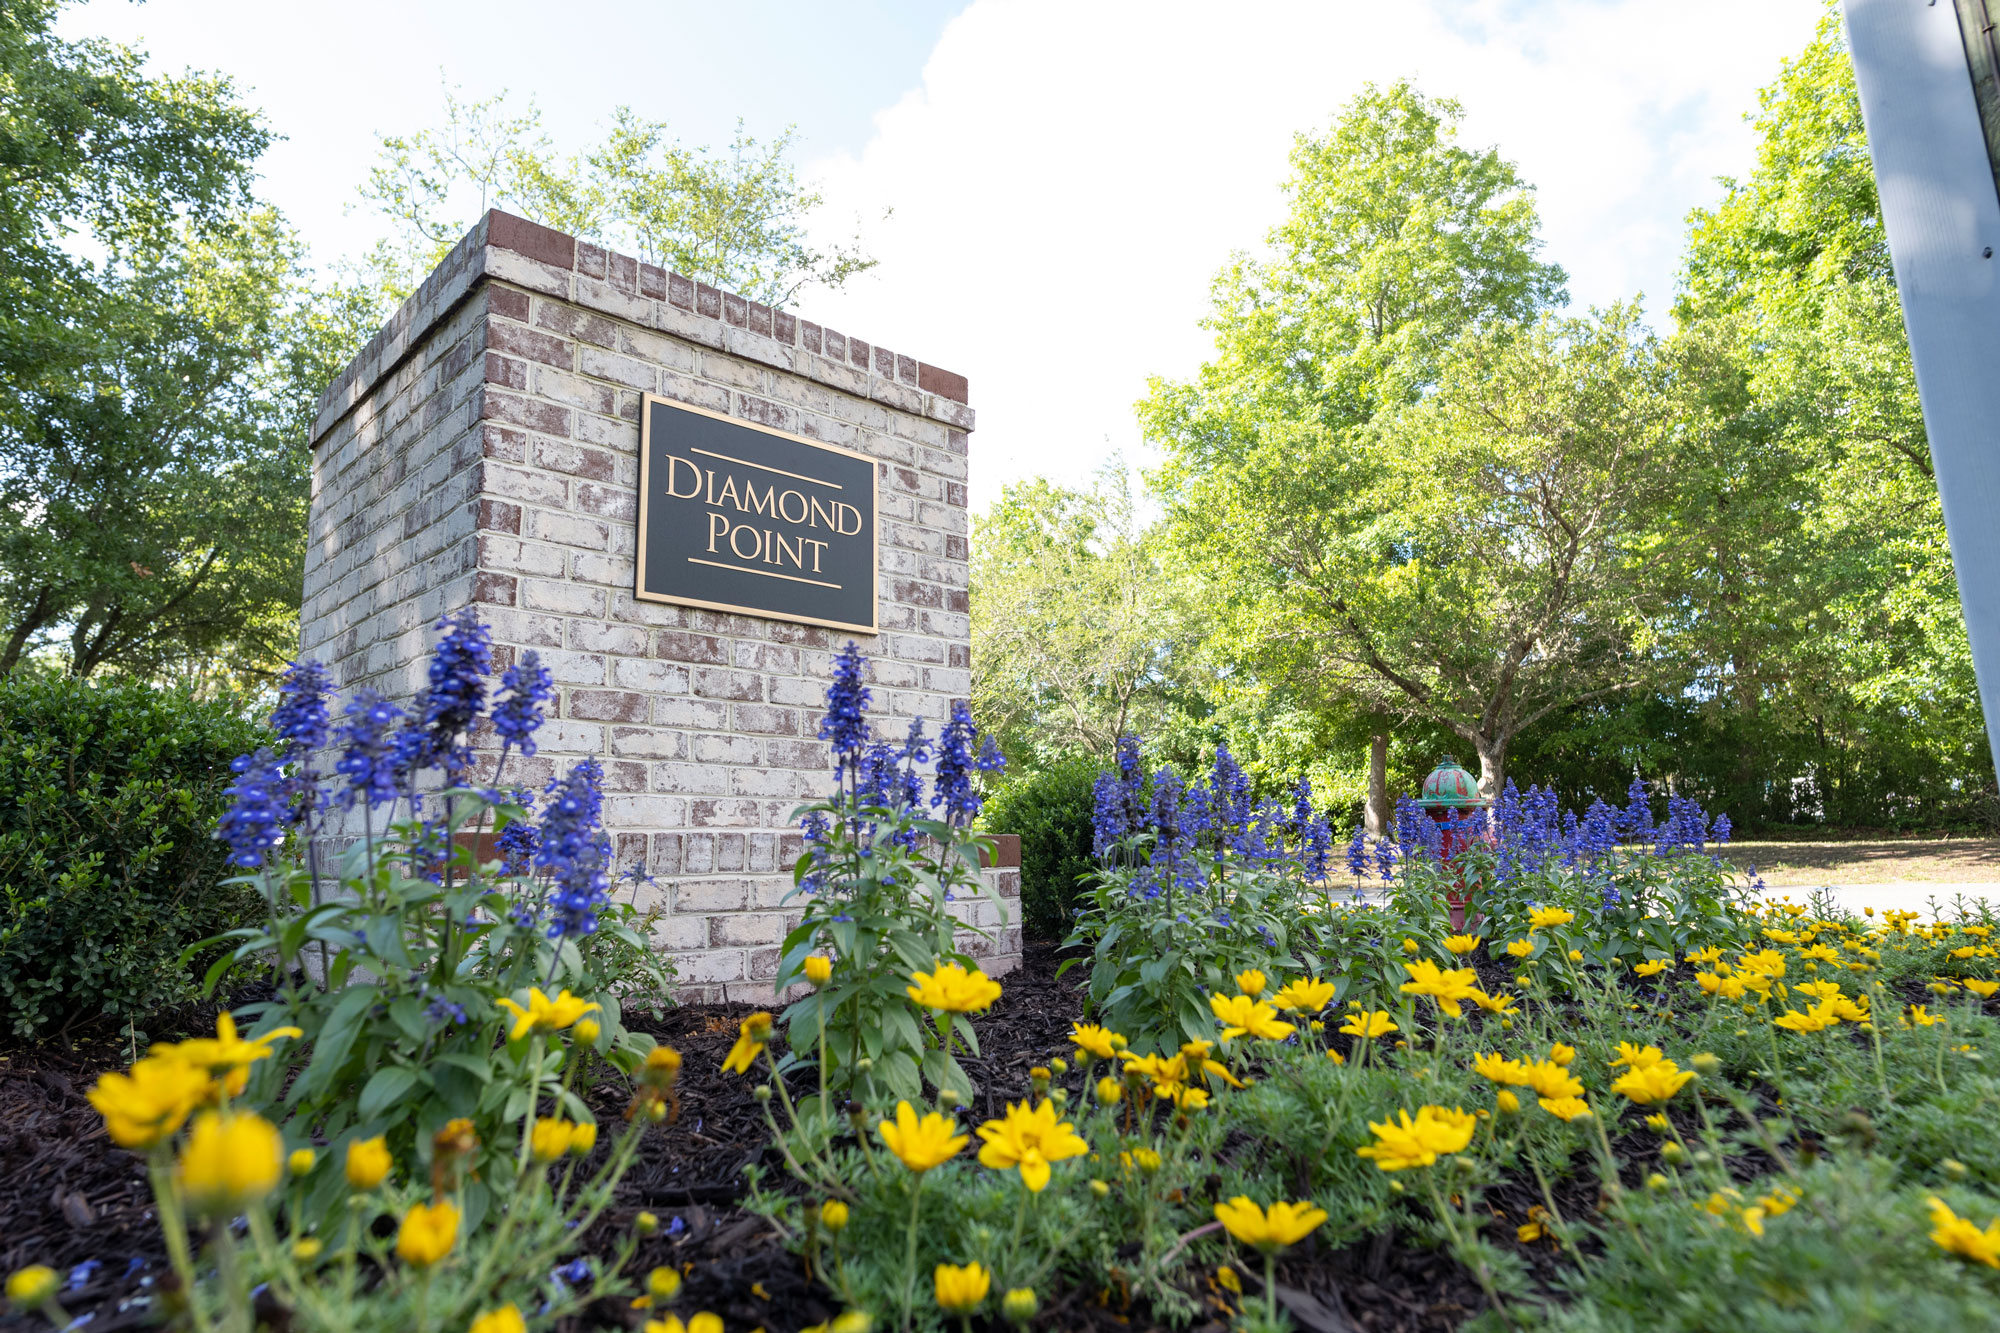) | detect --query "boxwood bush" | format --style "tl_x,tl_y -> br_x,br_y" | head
980,753 -> 1098,940
0,673 -> 267,1038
